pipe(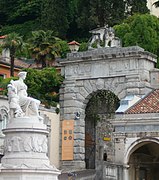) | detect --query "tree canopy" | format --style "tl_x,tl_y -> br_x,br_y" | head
114,14 -> 159,67
1,33 -> 25,76
24,68 -> 63,108
28,30 -> 60,68
0,68 -> 64,108
0,0 -> 149,40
